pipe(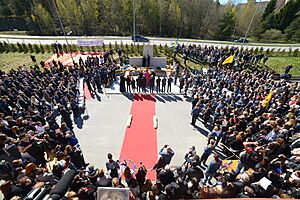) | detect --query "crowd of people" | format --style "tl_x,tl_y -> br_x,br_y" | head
0,53 -> 121,199
186,46 -> 300,198
0,44 -> 299,200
